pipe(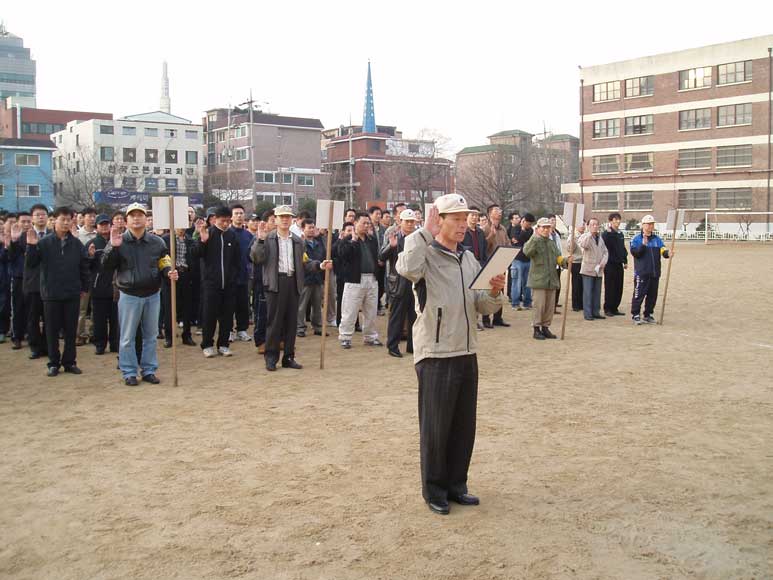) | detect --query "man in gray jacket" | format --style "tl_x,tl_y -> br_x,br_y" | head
396,194 -> 505,516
